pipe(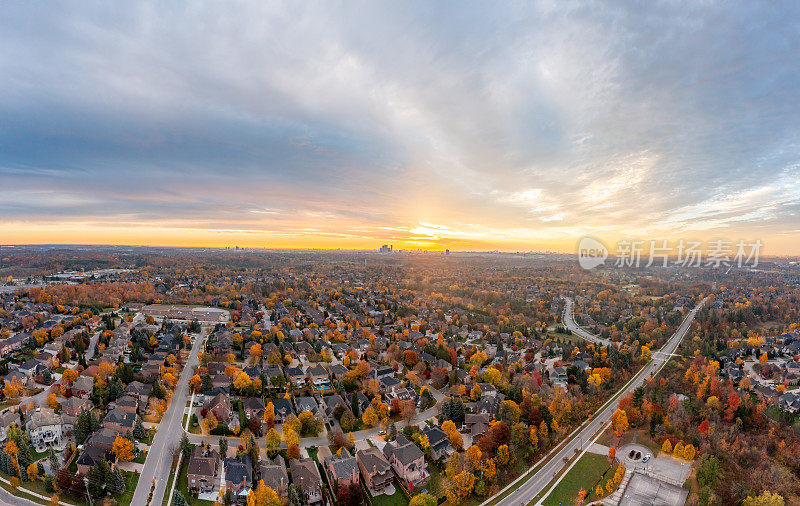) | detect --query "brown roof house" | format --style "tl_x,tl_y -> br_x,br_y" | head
289,458 -> 323,506
323,448 -> 359,489
383,434 -> 429,489
356,447 -> 393,492
259,455 -> 289,499
187,445 -> 221,494
204,393 -> 233,423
